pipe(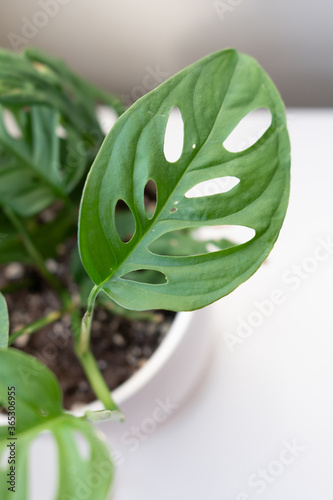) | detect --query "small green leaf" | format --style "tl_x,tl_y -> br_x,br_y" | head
0,349 -> 113,499
79,49 -> 290,311
0,292 -> 9,349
